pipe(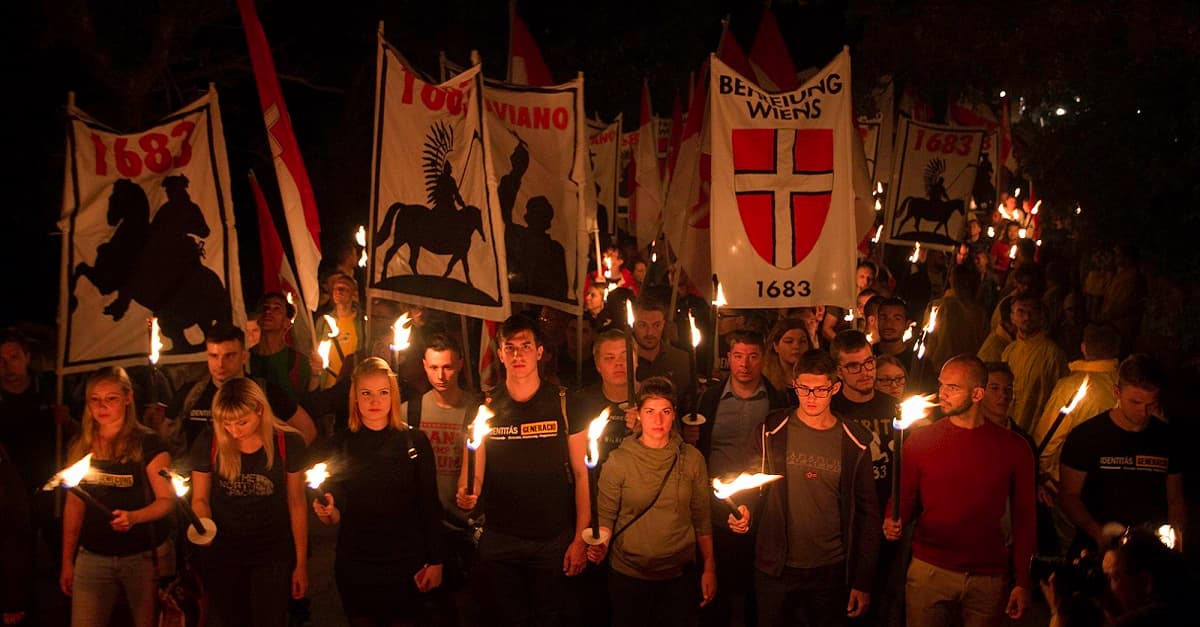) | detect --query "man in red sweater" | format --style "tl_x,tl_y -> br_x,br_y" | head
883,355 -> 1035,627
